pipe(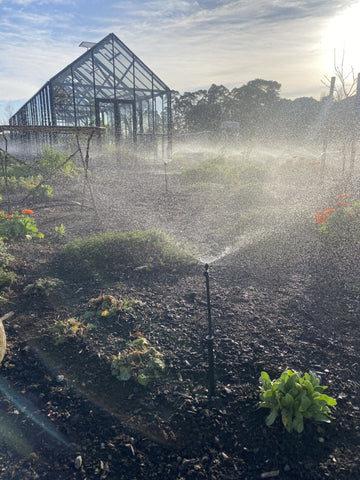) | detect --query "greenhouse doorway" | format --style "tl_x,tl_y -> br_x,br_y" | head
95,99 -> 136,146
